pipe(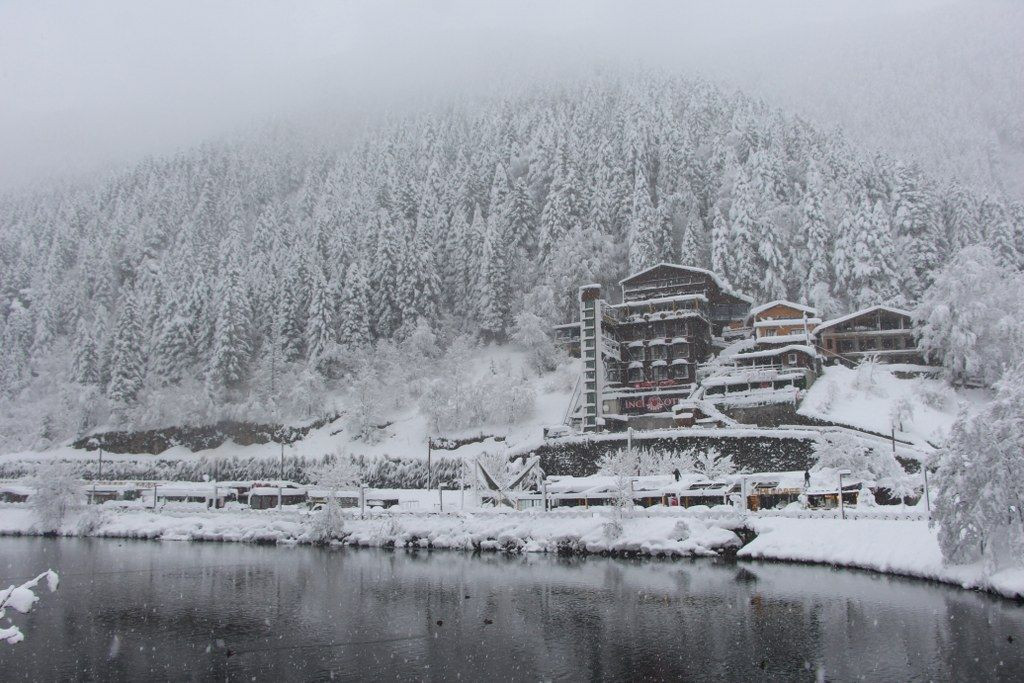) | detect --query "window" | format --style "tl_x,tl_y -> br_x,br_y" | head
826,338 -> 834,350
882,337 -> 894,350
650,345 -> 667,360
861,337 -> 877,350
629,346 -> 645,361
627,367 -> 644,383
840,339 -> 854,352
652,365 -> 668,381
652,321 -> 666,336
606,366 -> 620,384
787,352 -> 797,365
671,365 -> 689,381
671,343 -> 689,359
